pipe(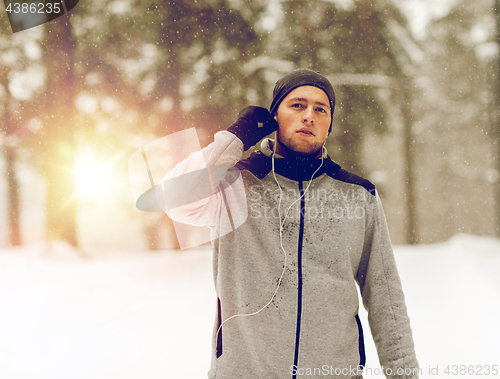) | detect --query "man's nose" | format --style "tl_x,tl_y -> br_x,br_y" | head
302,106 -> 315,124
